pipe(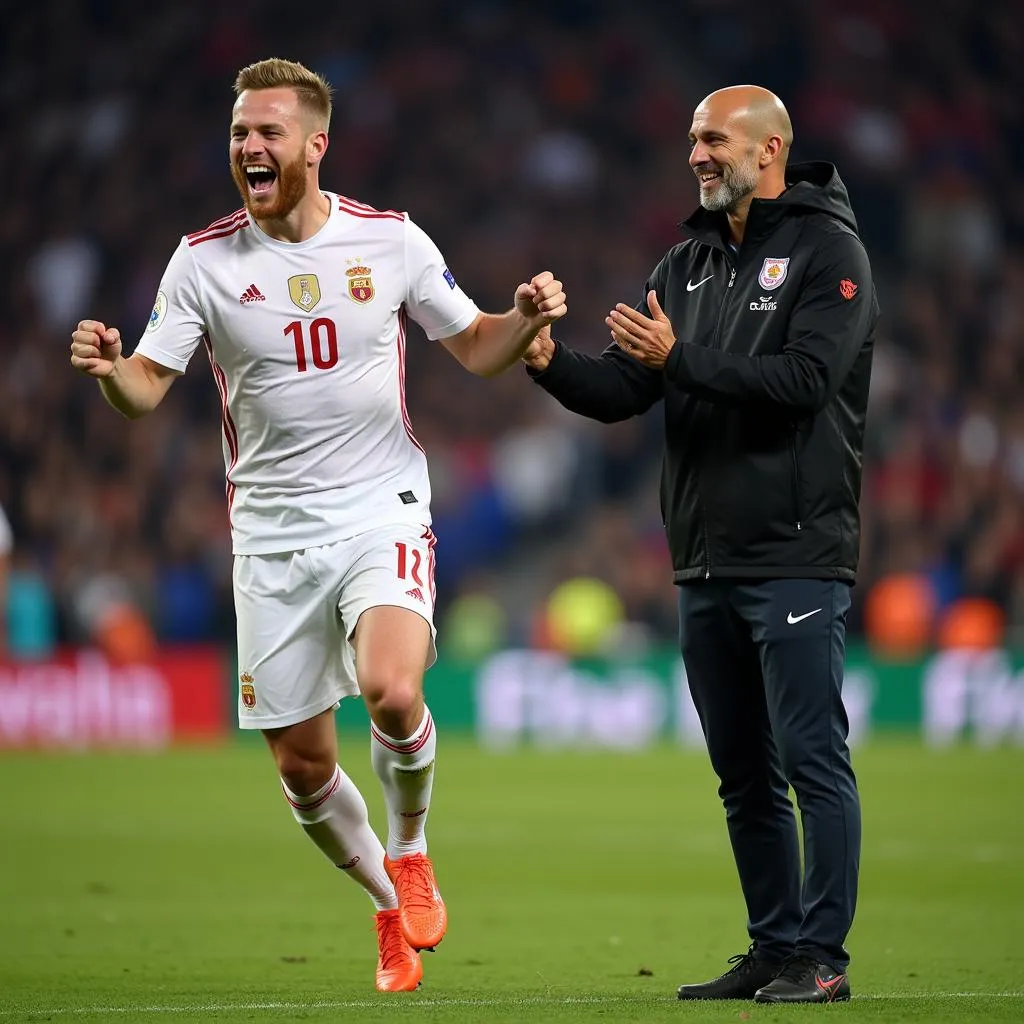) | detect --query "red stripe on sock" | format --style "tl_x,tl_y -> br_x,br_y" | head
282,767 -> 341,811
371,713 -> 434,755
